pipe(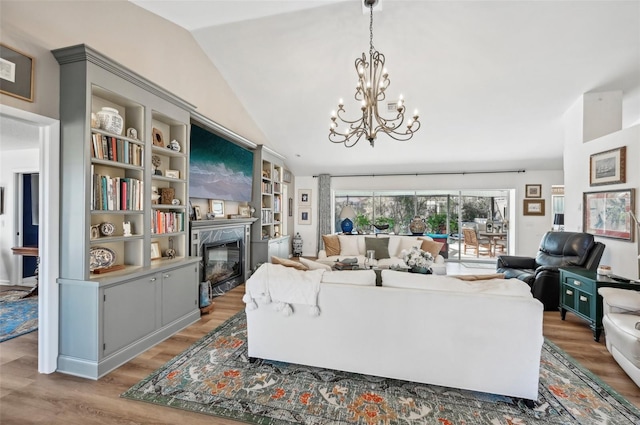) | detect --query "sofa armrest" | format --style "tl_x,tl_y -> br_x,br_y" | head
317,249 -> 328,260
535,265 -> 560,275
496,255 -> 536,270
598,287 -> 640,314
